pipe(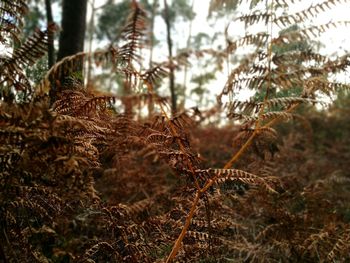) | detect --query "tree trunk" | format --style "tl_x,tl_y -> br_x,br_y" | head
49,0 -> 87,104
57,0 -> 87,61
182,0 -> 195,109
148,0 -> 158,118
45,0 -> 55,69
86,0 -> 96,88
163,0 -> 177,115
149,0 -> 158,68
